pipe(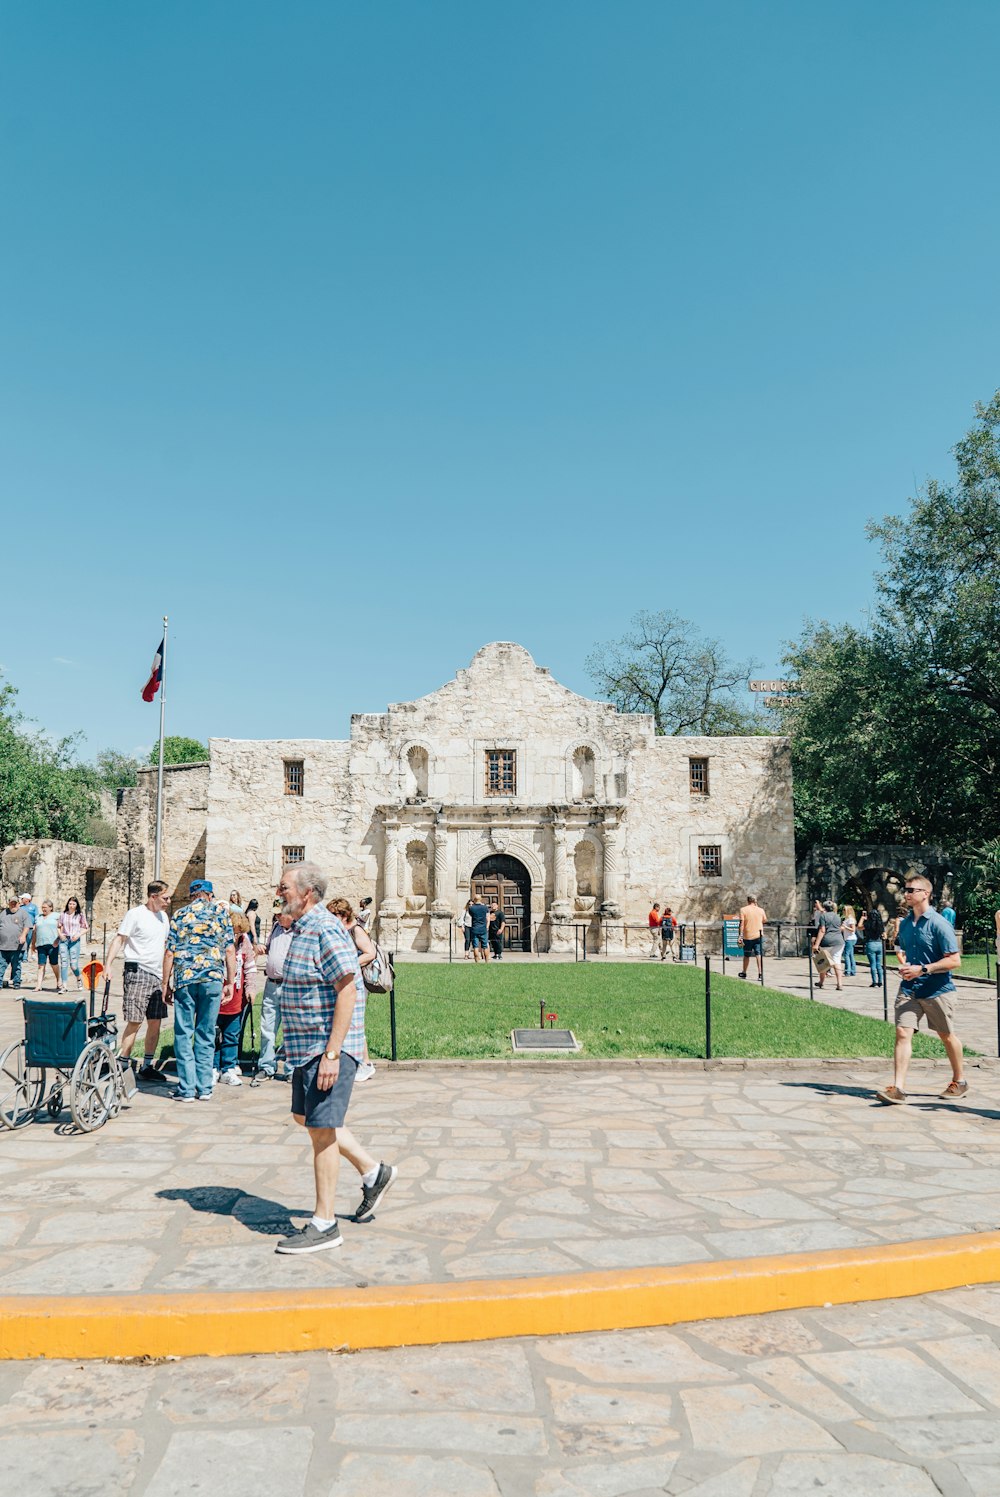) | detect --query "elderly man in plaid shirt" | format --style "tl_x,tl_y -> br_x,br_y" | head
274,861 -> 396,1255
